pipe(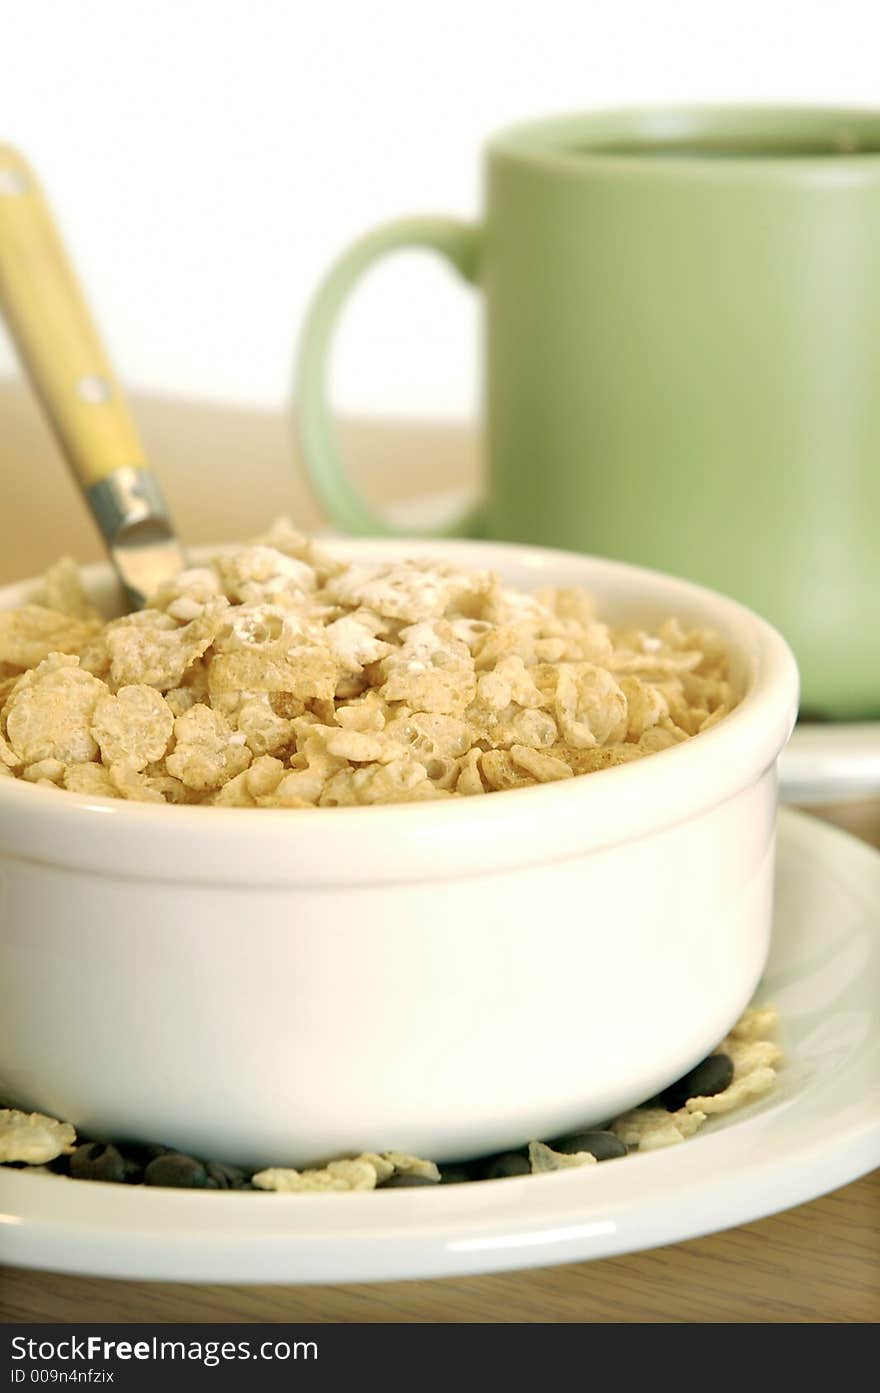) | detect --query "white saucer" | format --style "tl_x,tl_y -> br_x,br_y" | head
1,808 -> 877,1285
